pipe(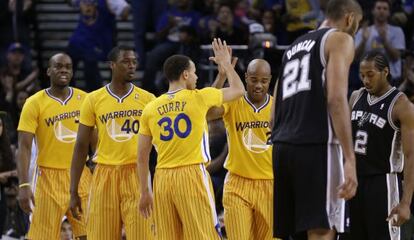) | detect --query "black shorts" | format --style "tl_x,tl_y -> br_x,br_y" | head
273,143 -> 348,238
339,173 -> 402,240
